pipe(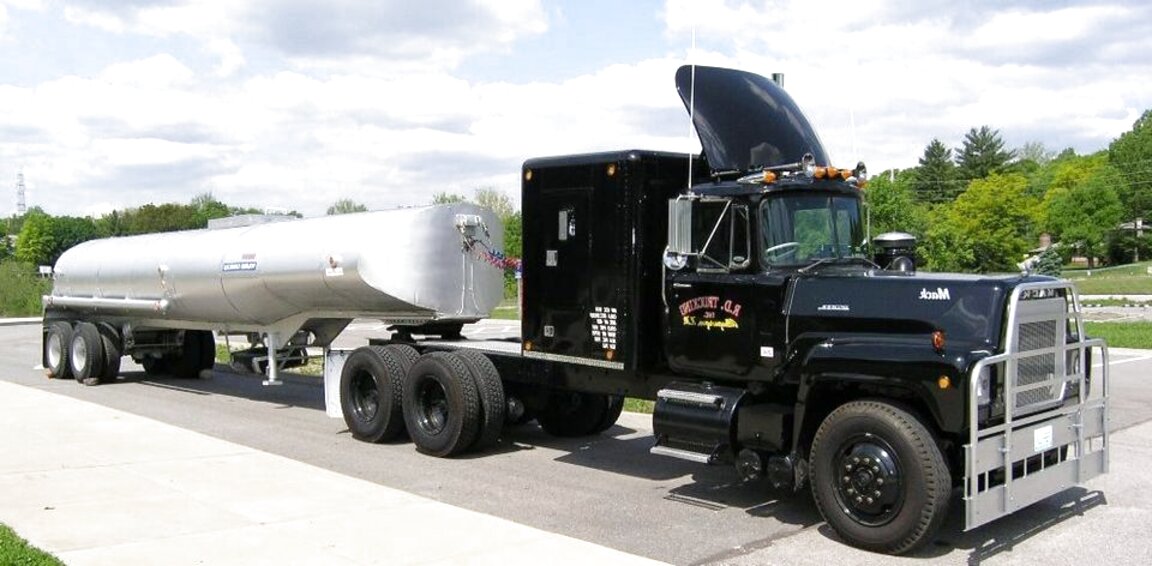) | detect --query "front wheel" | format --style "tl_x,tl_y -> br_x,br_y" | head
809,400 -> 951,555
